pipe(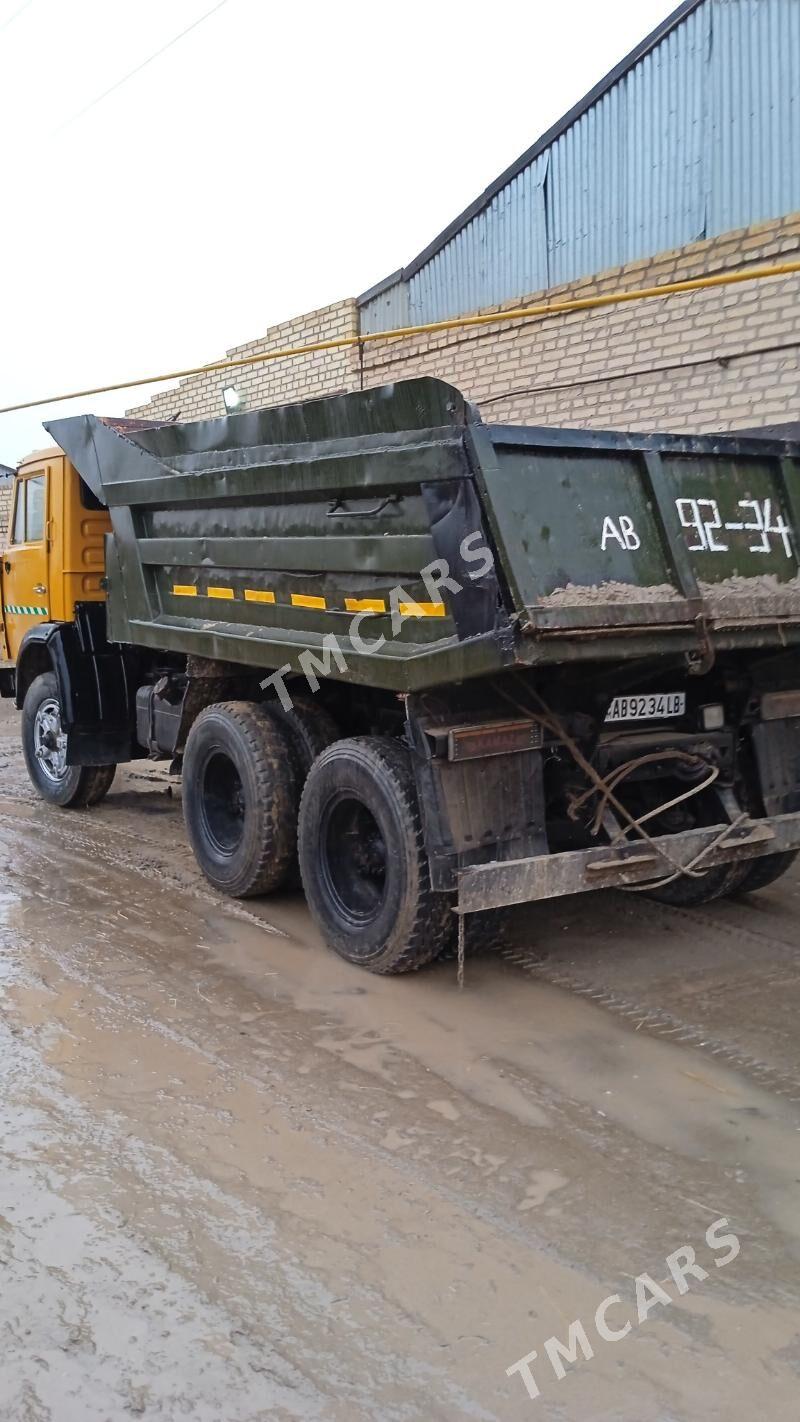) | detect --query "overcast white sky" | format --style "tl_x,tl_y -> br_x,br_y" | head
1,0 -> 674,461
